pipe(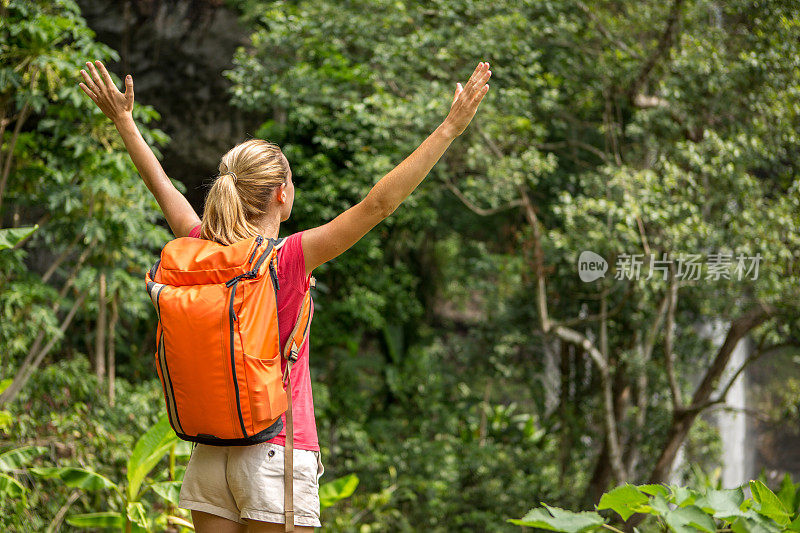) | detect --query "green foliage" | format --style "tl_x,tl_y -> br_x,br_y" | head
2,0 -> 799,530
509,476 -> 800,532
0,445 -> 47,506
319,474 -> 359,509
0,225 -> 37,250
0,0 -> 172,383
33,412 -> 185,532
